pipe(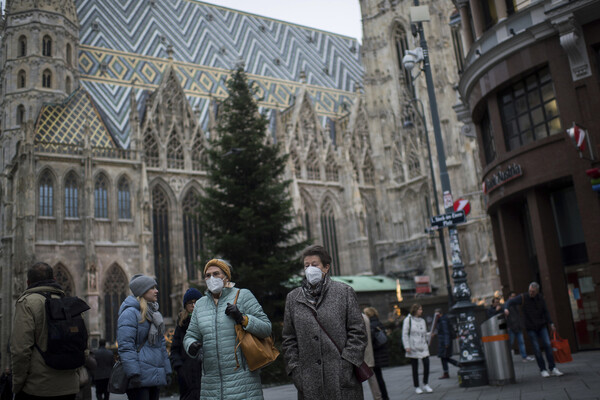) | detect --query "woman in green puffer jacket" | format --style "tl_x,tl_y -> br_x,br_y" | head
183,259 -> 271,400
